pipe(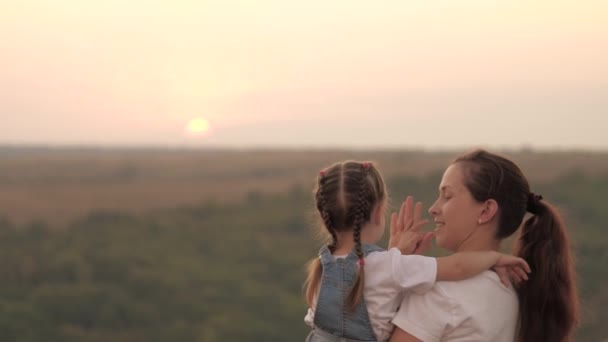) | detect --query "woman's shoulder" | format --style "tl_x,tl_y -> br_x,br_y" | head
433,270 -> 518,307
436,270 -> 515,290
397,271 -> 518,324
394,271 -> 519,341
